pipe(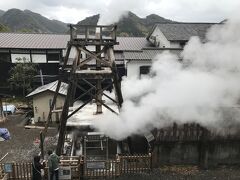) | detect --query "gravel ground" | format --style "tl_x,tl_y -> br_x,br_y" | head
1,115 -> 240,179
0,114 -> 57,163
114,166 -> 240,180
